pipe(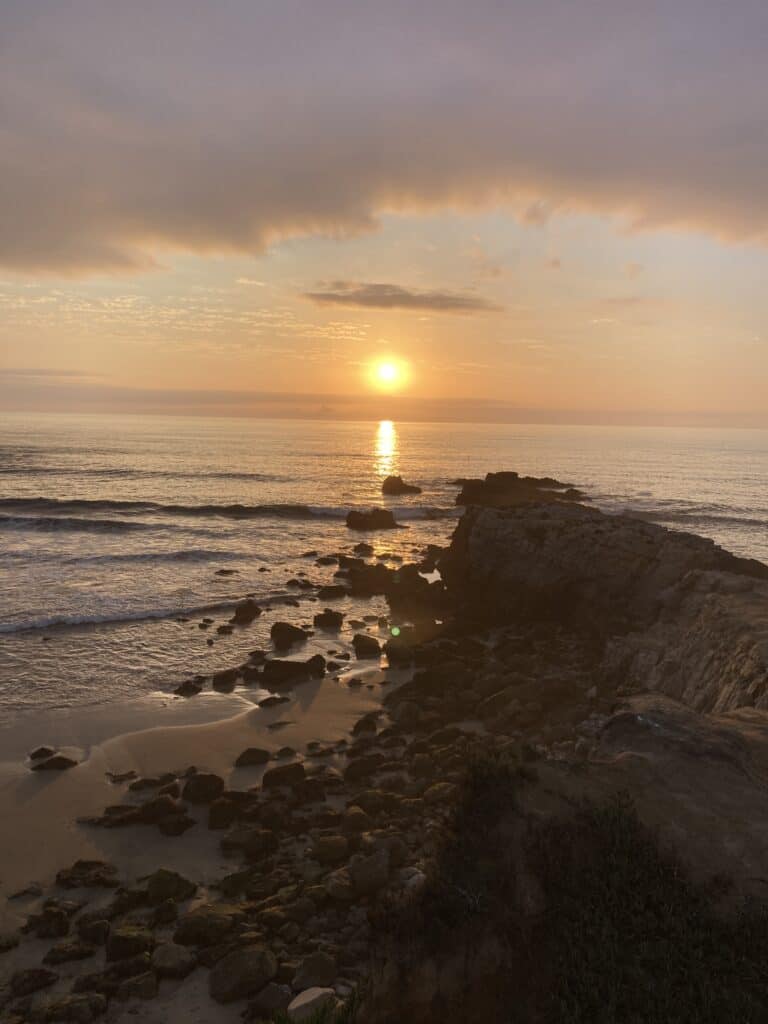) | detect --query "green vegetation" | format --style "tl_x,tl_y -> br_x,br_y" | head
374,750 -> 768,1023
531,792 -> 768,1024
